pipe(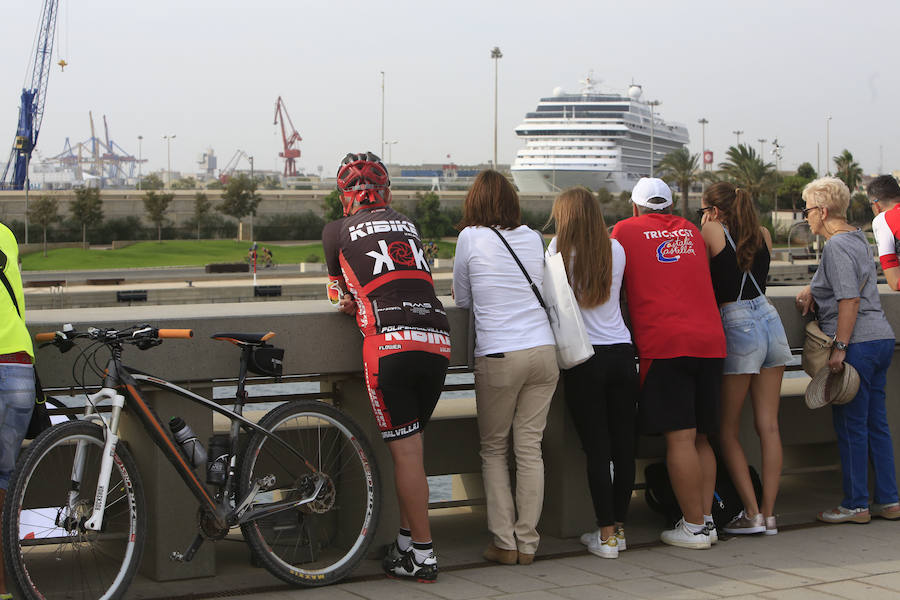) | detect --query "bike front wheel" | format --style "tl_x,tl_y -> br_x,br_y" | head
238,400 -> 380,587
2,420 -> 147,600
